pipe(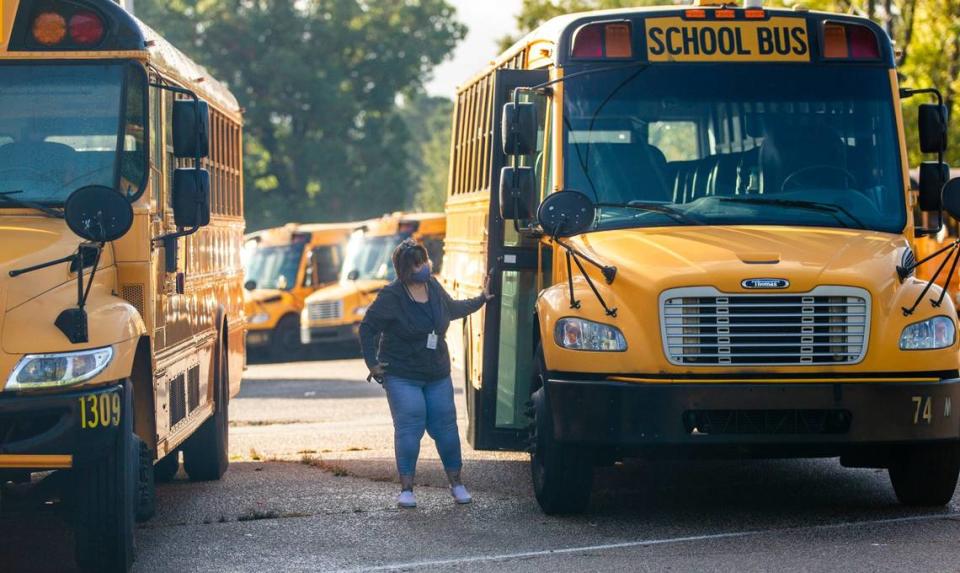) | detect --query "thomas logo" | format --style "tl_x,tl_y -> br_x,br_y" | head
742,278 -> 789,290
